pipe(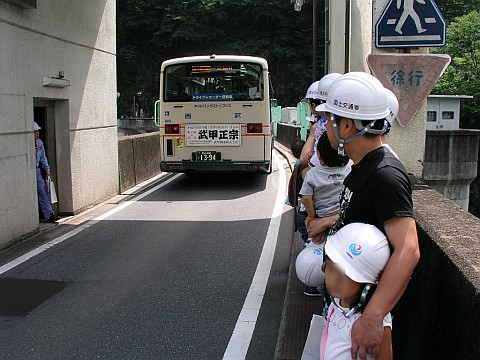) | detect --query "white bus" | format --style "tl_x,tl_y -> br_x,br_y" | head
156,54 -> 273,173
